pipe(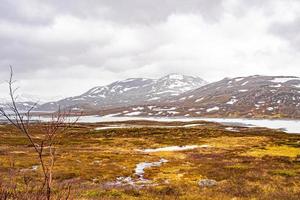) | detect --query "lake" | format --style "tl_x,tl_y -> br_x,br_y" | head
29,115 -> 300,134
